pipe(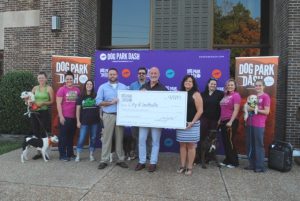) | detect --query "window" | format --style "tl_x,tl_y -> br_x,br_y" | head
213,0 -> 269,76
97,0 -> 150,49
